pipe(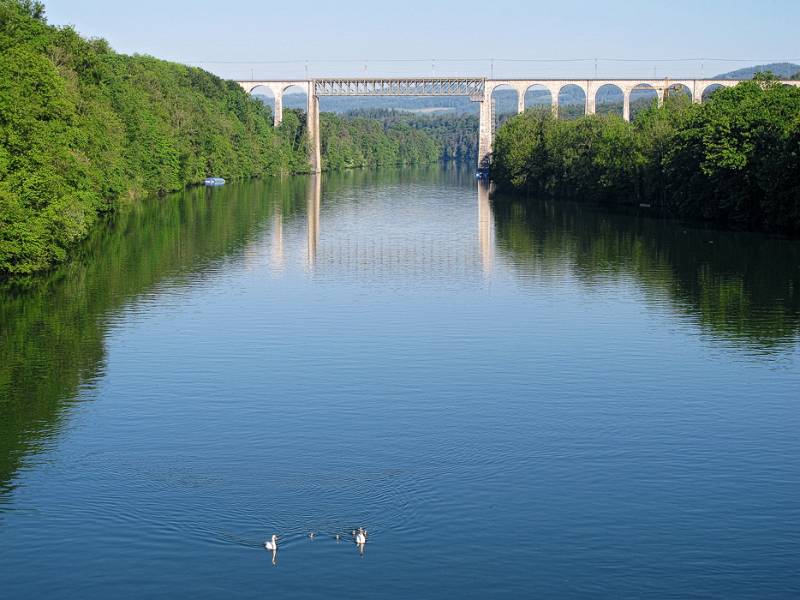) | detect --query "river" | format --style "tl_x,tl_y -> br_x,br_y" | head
1,165 -> 799,599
